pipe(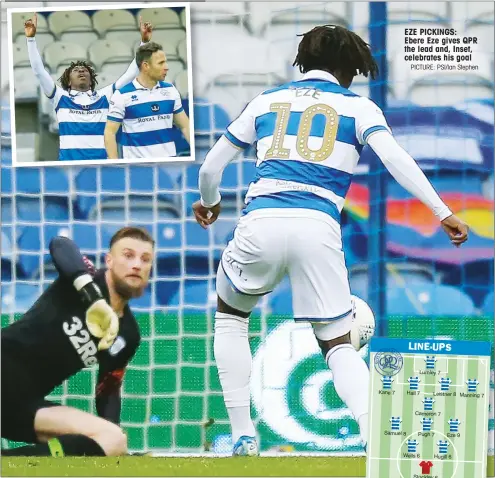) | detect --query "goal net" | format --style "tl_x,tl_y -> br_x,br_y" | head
1,1 -> 493,455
